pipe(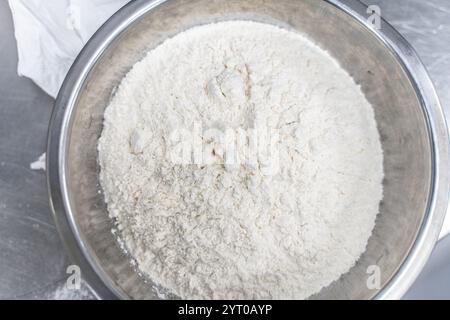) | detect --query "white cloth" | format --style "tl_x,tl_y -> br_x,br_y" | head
8,0 -> 128,97
8,0 -> 450,239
